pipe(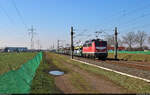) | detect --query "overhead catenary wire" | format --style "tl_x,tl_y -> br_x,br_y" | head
11,0 -> 28,29
74,2 -> 150,44
117,2 -> 150,20
122,22 -> 150,33
96,9 -> 127,29
118,11 -> 150,32
0,2 -> 18,34
100,2 -> 150,30
117,12 -> 150,28
0,3 -> 14,25
70,3 -> 150,46
104,9 -> 150,35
